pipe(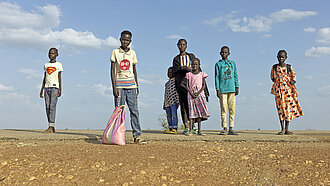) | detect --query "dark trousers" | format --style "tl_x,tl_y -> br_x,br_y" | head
176,87 -> 189,124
